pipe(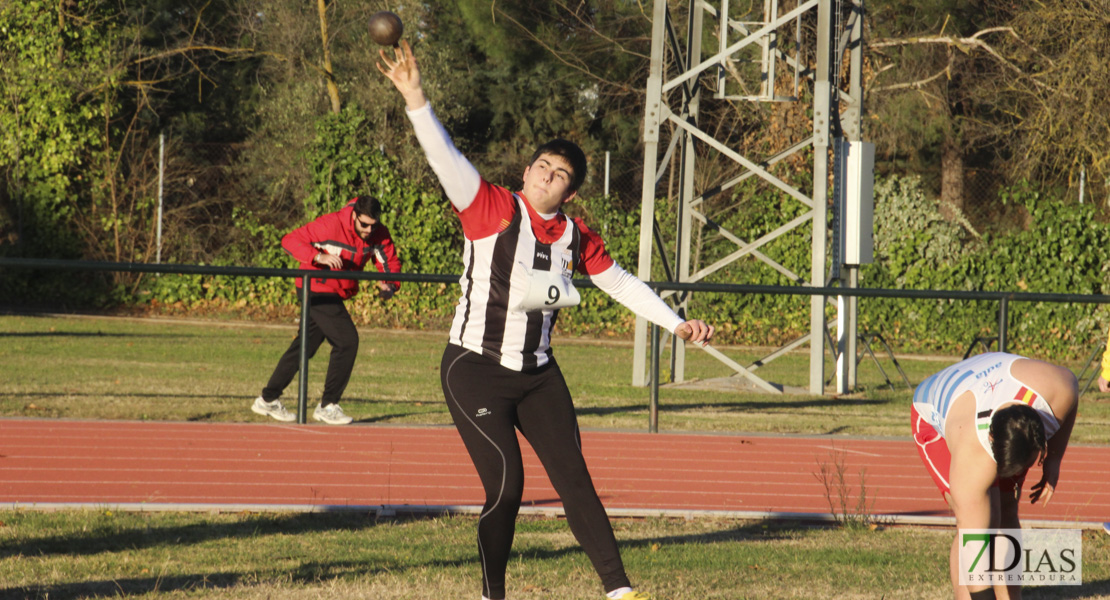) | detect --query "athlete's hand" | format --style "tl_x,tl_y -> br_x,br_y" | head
1099,375 -> 1110,393
376,40 -> 426,110
676,320 -> 714,346
1029,460 -> 1061,506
